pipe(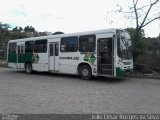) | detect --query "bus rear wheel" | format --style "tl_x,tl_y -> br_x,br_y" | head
79,65 -> 92,80
25,63 -> 33,74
